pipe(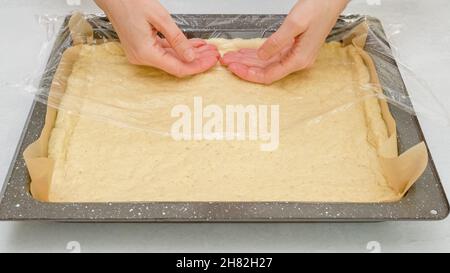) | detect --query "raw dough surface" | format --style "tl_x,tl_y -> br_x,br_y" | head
47,39 -> 398,202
